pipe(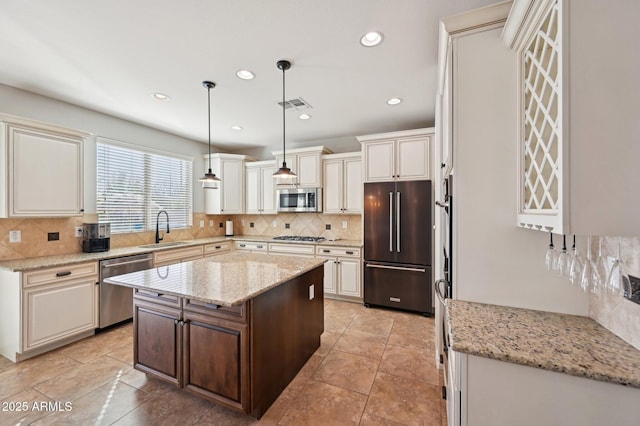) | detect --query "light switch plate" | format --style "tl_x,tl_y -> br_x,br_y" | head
209,220 -> 214,227
199,220 -> 205,228
9,230 -> 21,243
309,284 -> 314,300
